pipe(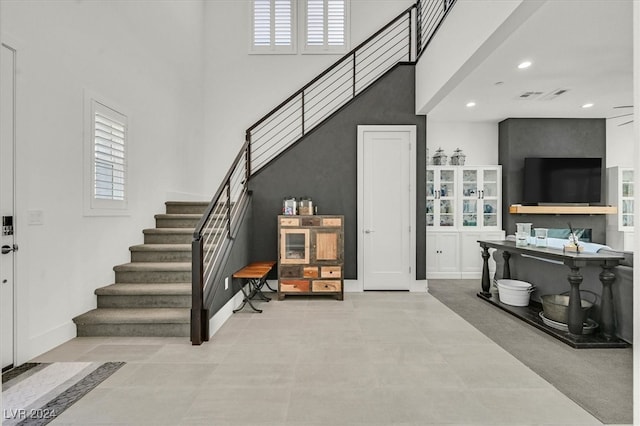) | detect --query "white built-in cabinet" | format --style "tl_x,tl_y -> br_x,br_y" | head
426,232 -> 459,275
427,165 -> 505,279
606,167 -> 634,251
